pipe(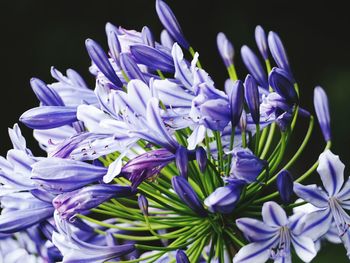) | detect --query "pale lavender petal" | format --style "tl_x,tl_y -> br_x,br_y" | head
217,32 -> 234,67
301,208 -> 332,241
172,43 -> 193,90
293,183 -> 329,208
233,238 -> 278,263
262,201 -> 288,227
255,25 -> 268,60
291,235 -> 317,263
317,150 -> 345,197
236,218 -> 278,242
160,29 -> 174,49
